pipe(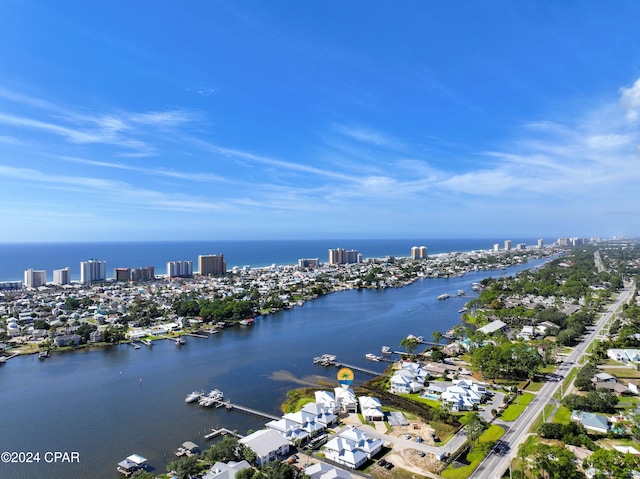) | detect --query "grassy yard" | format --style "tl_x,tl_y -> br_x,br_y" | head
524,381 -> 545,392
499,393 -> 534,422
600,367 -> 640,379
529,404 -> 556,433
440,425 -> 505,479
551,406 -> 572,425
